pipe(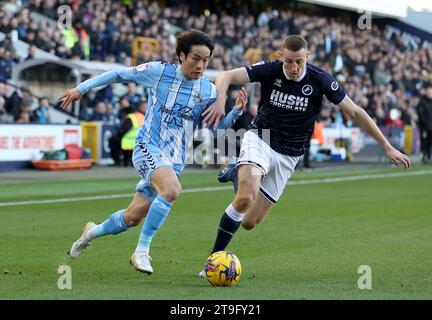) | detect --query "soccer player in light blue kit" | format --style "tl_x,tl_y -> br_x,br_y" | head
60,30 -> 247,275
